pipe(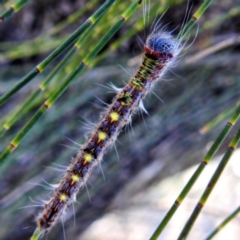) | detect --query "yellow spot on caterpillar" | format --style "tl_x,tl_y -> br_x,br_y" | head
98,131 -> 107,141
59,194 -> 67,202
84,153 -> 92,162
71,174 -> 79,182
109,111 -> 119,122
